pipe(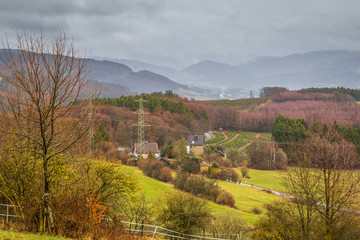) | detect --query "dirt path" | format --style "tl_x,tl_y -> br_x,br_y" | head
239,133 -> 260,151
219,133 -> 239,146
